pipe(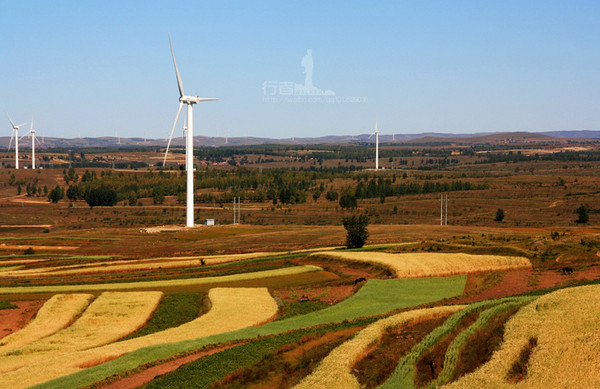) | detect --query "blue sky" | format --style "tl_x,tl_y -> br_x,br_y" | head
1,1 -> 599,139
